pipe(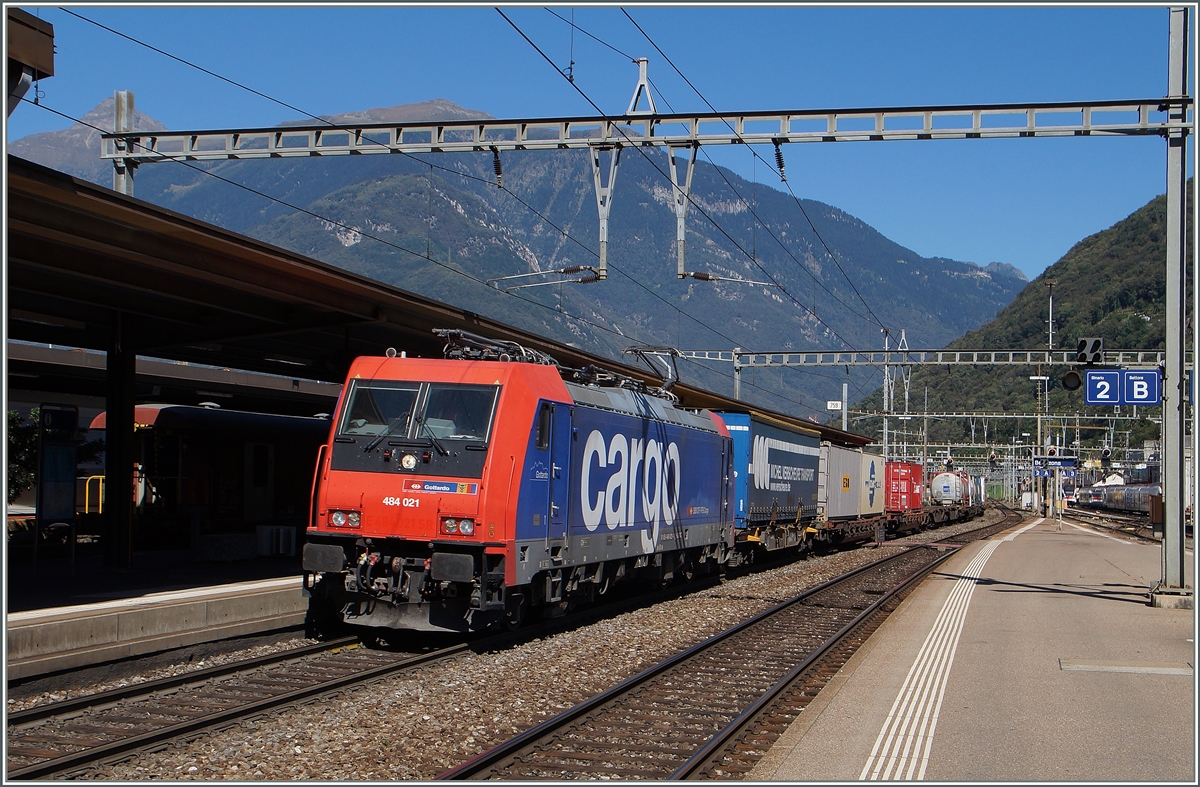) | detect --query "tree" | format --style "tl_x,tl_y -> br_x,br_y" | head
7,409 -> 39,504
